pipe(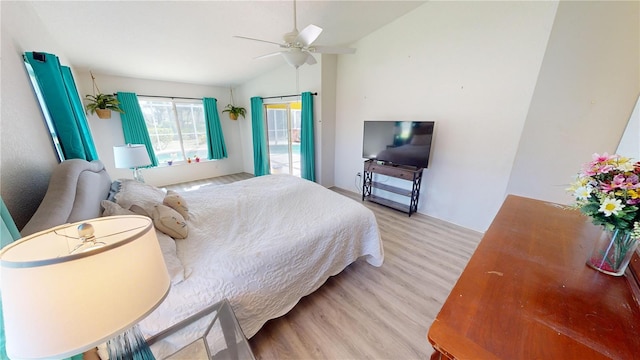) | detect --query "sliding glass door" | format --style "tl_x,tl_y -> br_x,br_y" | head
265,102 -> 301,176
